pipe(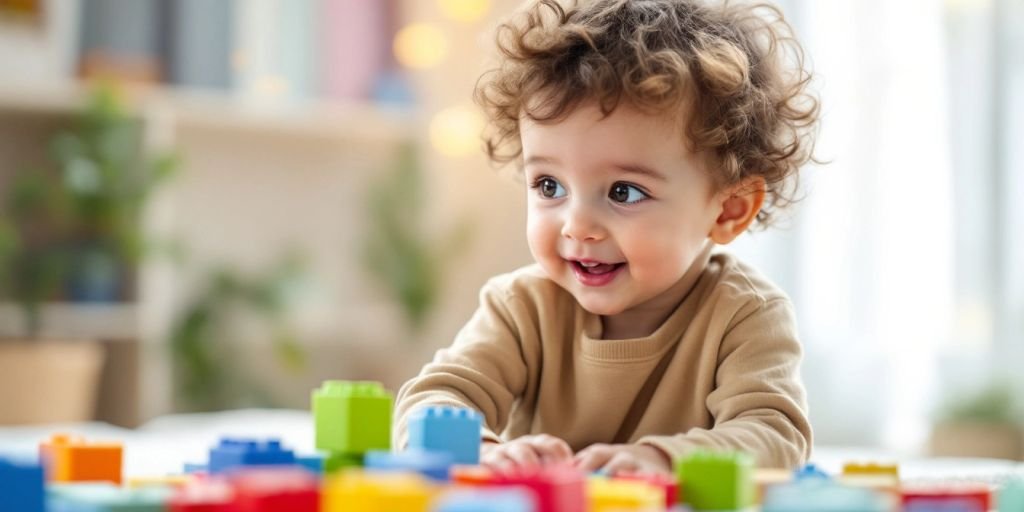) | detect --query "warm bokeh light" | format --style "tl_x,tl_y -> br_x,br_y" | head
438,0 -> 491,23
429,104 -> 484,158
393,23 -> 449,70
